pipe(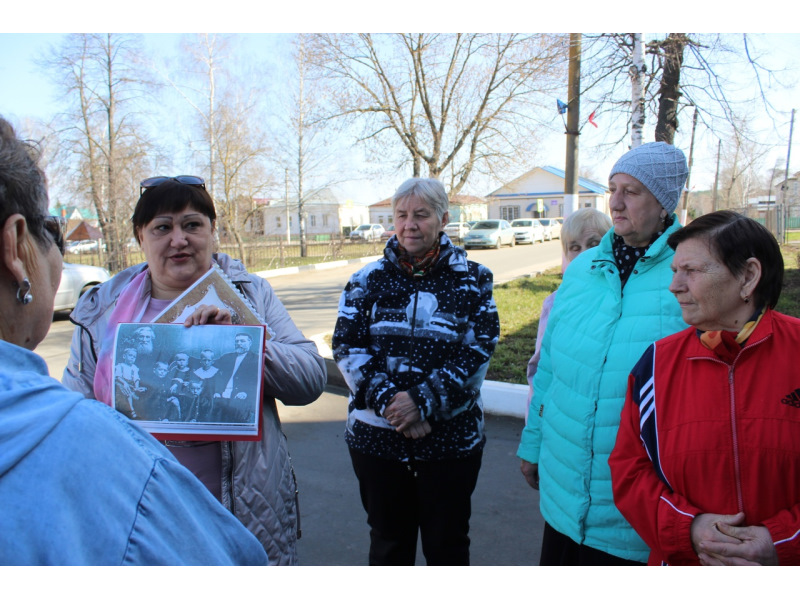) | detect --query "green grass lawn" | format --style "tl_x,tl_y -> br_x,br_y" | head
488,244 -> 800,385
785,231 -> 800,243
487,271 -> 562,385
325,245 -> 800,386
